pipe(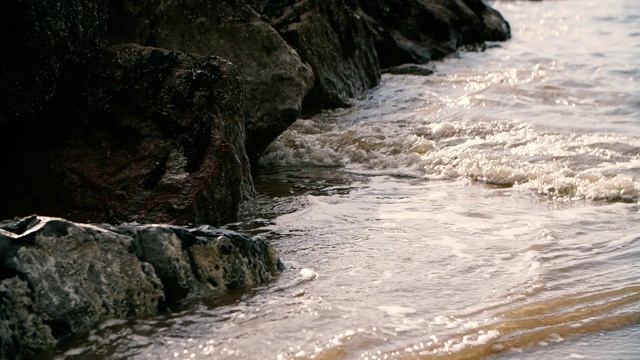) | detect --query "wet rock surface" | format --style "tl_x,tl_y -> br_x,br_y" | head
250,0 -> 509,112
355,0 -> 511,68
254,0 -> 381,110
104,222 -> 284,307
0,216 -> 163,359
0,216 -> 283,359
